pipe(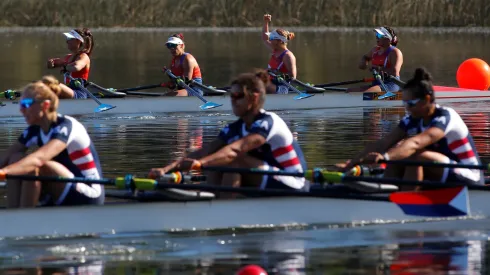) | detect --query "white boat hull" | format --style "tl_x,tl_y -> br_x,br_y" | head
2,88 -> 490,118
1,190 -> 488,239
